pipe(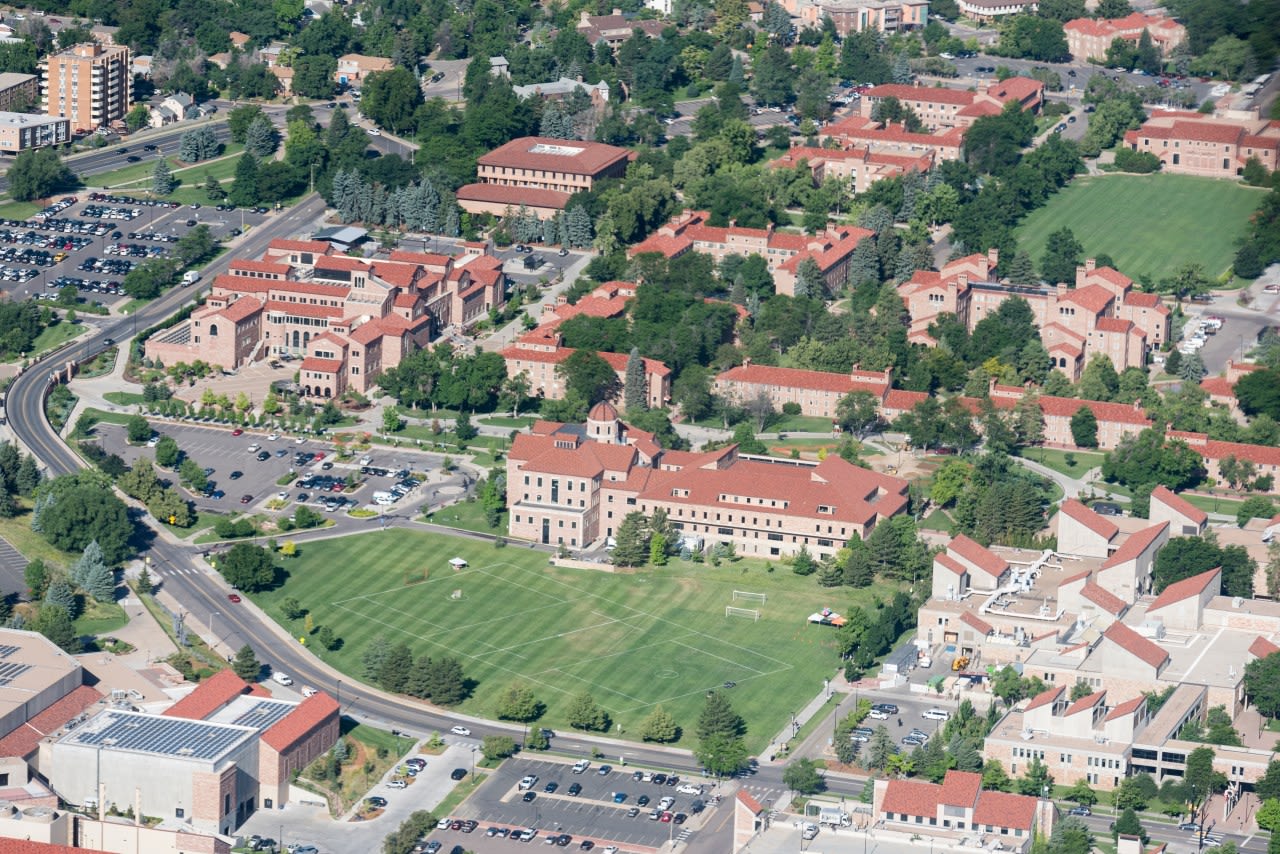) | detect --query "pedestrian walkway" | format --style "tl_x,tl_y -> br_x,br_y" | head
761,682 -> 839,766
60,336 -> 132,440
